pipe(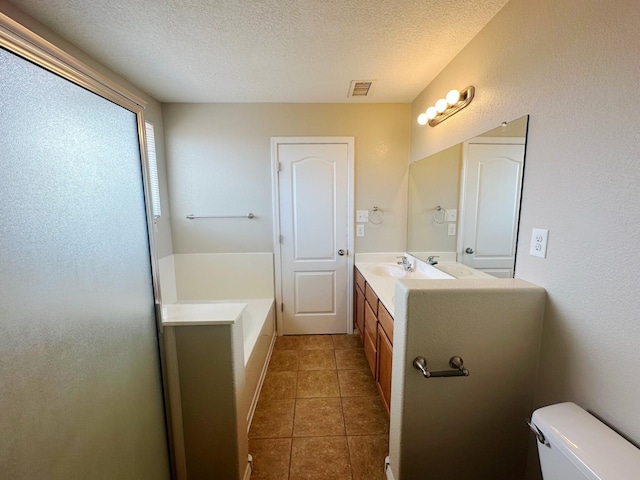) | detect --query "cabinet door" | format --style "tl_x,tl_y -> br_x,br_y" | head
364,325 -> 377,378
377,328 -> 393,413
354,285 -> 365,339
